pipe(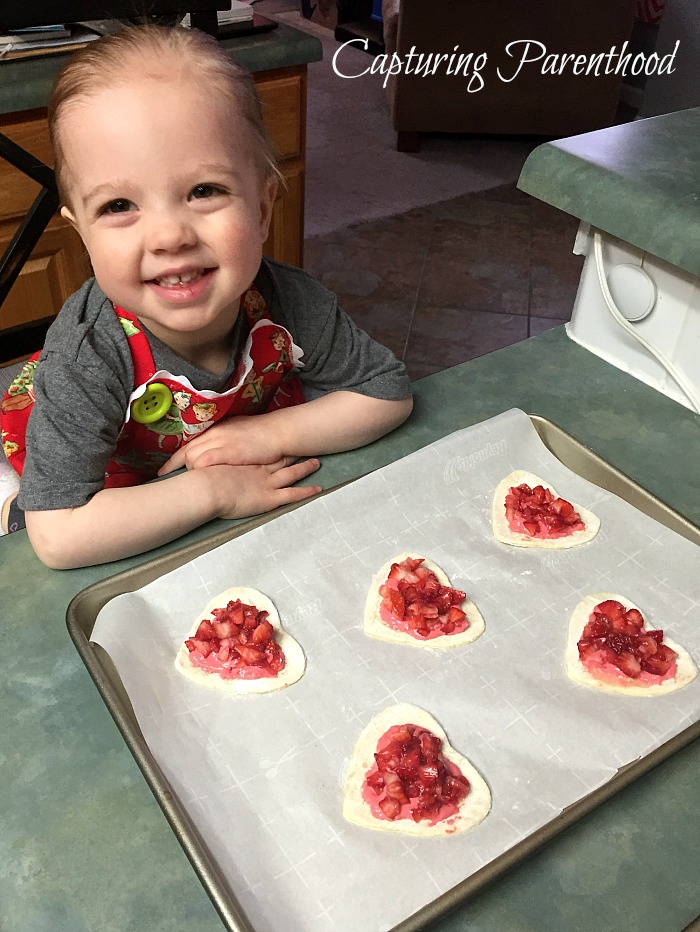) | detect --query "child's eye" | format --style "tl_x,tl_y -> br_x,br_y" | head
100,198 -> 134,214
190,184 -> 224,200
